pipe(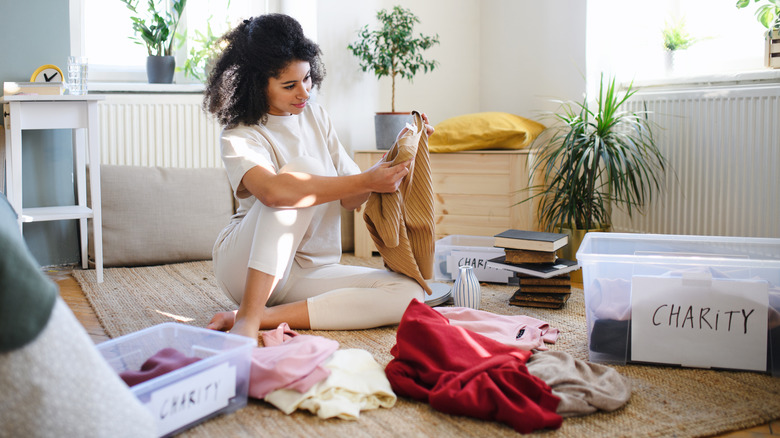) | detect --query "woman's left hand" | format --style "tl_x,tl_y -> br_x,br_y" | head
396,112 -> 435,139
420,112 -> 435,136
